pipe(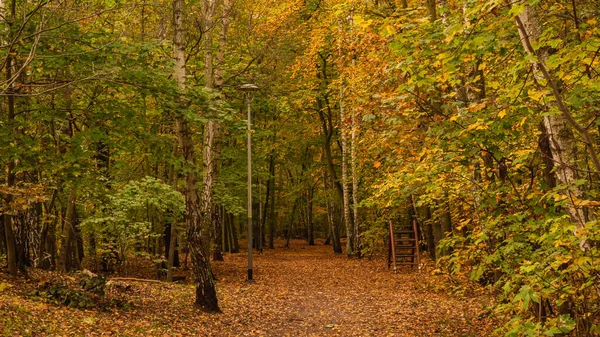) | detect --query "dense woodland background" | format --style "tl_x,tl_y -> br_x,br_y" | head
1,0 -> 600,335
